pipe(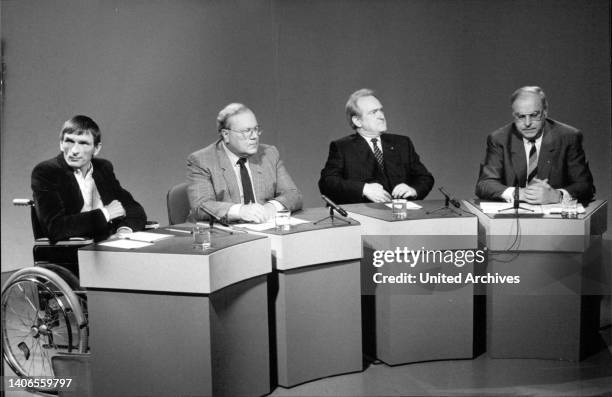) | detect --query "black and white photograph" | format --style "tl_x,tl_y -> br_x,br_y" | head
1,1 -> 611,396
